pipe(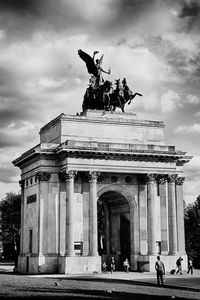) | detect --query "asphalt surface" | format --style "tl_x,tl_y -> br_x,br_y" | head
0,262 -> 200,299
